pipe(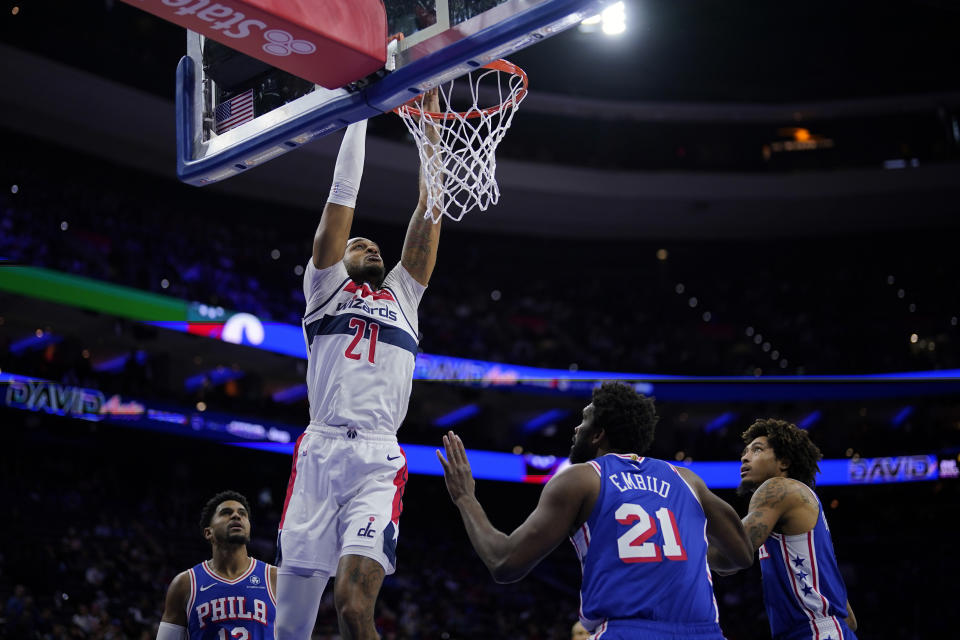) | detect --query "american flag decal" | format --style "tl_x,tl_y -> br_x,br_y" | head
214,89 -> 255,135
